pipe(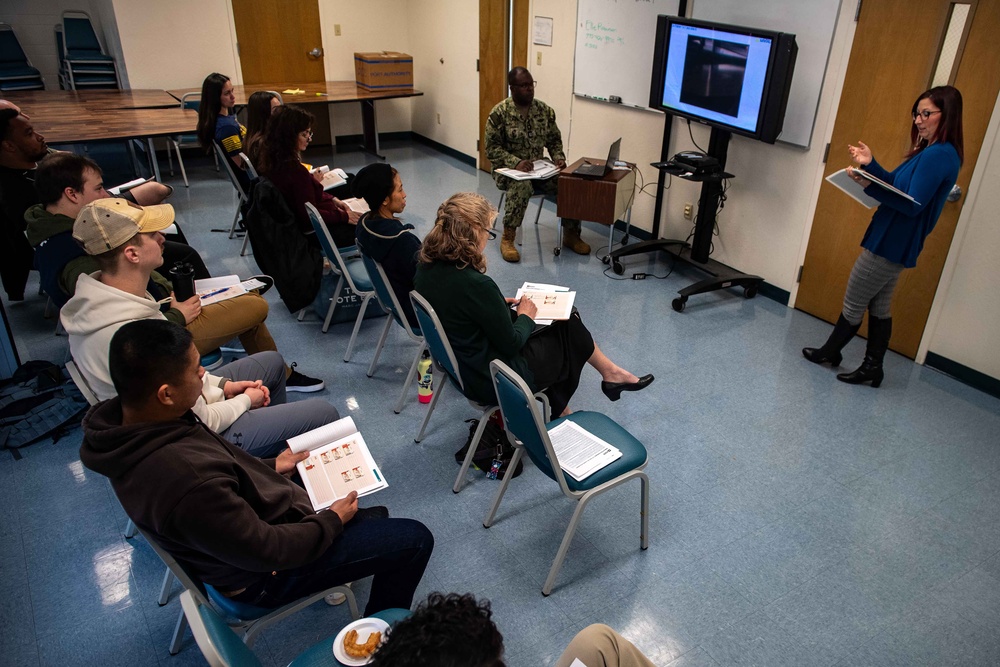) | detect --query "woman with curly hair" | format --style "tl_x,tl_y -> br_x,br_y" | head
257,105 -> 359,247
413,192 -> 652,418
